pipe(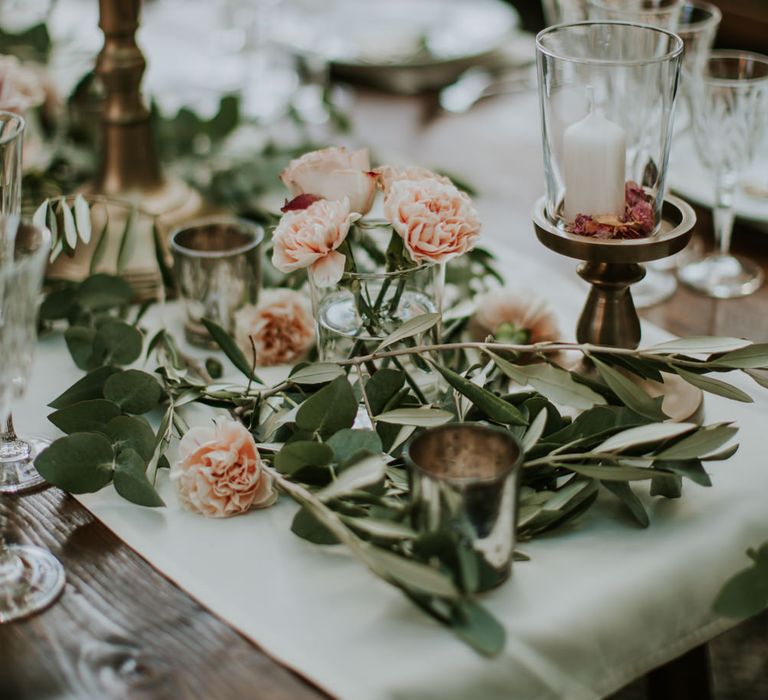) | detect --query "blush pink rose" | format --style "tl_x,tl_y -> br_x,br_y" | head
470,289 -> 561,344
171,418 -> 277,518
280,146 -> 378,215
271,197 -> 356,287
234,289 -> 315,366
375,165 -> 451,194
383,178 -> 481,265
